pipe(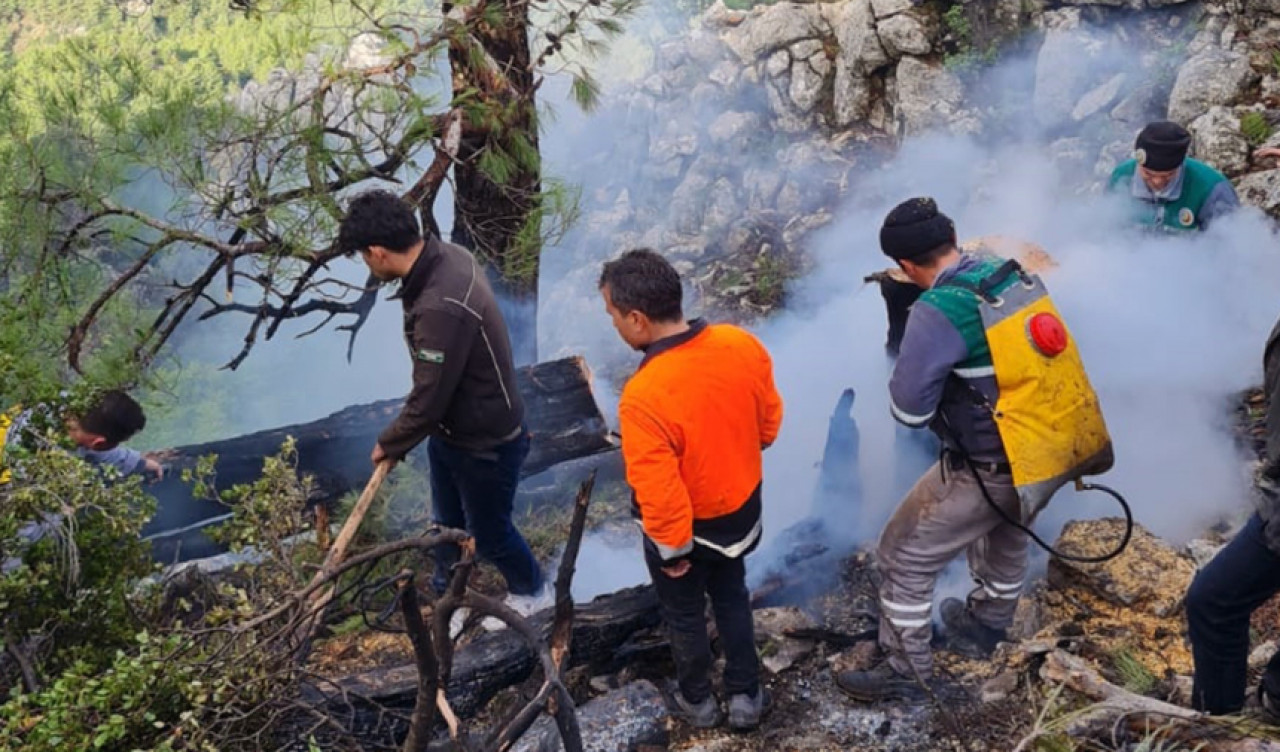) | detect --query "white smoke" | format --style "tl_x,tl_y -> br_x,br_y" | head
753,137 -> 1280,560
